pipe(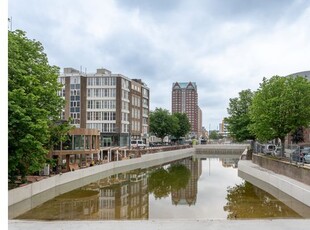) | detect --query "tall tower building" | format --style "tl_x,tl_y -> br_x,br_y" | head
171,82 -> 199,138
58,68 -> 150,147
